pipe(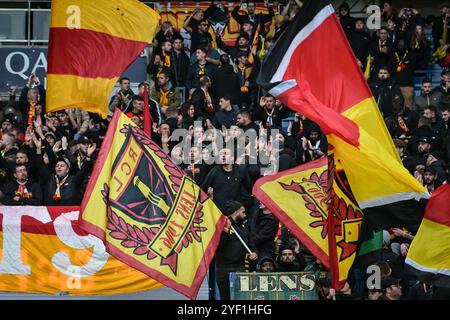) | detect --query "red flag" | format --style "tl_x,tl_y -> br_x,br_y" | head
143,84 -> 153,137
